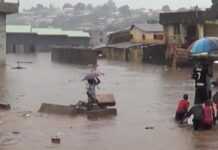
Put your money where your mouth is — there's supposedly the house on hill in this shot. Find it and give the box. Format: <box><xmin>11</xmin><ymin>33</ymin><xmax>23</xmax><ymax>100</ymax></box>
<box><xmin>100</xmin><ymin>23</ymin><xmax>165</xmax><ymax>63</ymax></box>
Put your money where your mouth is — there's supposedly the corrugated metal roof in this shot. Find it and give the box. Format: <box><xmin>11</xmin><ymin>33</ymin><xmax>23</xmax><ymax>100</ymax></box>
<box><xmin>32</xmin><ymin>28</ymin><xmax>64</xmax><ymax>36</ymax></box>
<box><xmin>106</xmin><ymin>42</ymin><xmax>144</xmax><ymax>49</ymax></box>
<box><xmin>6</xmin><ymin>25</ymin><xmax>90</xmax><ymax>38</ymax></box>
<box><xmin>63</xmin><ymin>30</ymin><xmax>90</xmax><ymax>38</ymax></box>
<box><xmin>132</xmin><ymin>24</ymin><xmax>163</xmax><ymax>32</ymax></box>
<box><xmin>6</xmin><ymin>25</ymin><xmax>31</xmax><ymax>33</ymax></box>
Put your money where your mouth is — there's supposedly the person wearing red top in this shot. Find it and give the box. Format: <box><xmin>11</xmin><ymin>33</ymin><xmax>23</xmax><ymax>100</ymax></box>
<box><xmin>175</xmin><ymin>94</ymin><xmax>190</xmax><ymax>123</ymax></box>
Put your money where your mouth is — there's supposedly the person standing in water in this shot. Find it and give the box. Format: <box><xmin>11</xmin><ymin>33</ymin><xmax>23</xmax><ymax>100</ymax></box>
<box><xmin>86</xmin><ymin>77</ymin><xmax>101</xmax><ymax>108</ymax></box>
<box><xmin>83</xmin><ymin>64</ymin><xmax>103</xmax><ymax>110</ymax></box>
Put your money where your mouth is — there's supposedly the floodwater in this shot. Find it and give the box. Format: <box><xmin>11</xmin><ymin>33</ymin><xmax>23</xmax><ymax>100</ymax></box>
<box><xmin>0</xmin><ymin>52</ymin><xmax>217</xmax><ymax>150</ymax></box>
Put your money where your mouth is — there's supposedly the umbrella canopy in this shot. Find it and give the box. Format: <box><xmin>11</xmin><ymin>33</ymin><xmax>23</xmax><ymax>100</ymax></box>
<box><xmin>191</xmin><ymin>37</ymin><xmax>218</xmax><ymax>58</ymax></box>
<box><xmin>82</xmin><ymin>71</ymin><xmax>104</xmax><ymax>81</ymax></box>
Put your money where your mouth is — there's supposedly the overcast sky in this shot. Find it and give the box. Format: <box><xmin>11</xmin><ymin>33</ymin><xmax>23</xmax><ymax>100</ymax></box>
<box><xmin>18</xmin><ymin>0</ymin><xmax>211</xmax><ymax>10</ymax></box>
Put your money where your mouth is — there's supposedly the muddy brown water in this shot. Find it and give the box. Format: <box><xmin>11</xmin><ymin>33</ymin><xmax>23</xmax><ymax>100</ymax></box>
<box><xmin>0</xmin><ymin>53</ymin><xmax>217</xmax><ymax>150</ymax></box>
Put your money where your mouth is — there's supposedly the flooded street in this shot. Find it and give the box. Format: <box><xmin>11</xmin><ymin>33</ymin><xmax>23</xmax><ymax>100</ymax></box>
<box><xmin>0</xmin><ymin>52</ymin><xmax>217</xmax><ymax>150</ymax></box>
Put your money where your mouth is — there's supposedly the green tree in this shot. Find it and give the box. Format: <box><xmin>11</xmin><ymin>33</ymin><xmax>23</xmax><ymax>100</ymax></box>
<box><xmin>118</xmin><ymin>5</ymin><xmax>131</xmax><ymax>17</ymax></box>
<box><xmin>63</xmin><ymin>3</ymin><xmax>73</xmax><ymax>10</ymax></box>
<box><xmin>74</xmin><ymin>2</ymin><xmax>86</xmax><ymax>15</ymax></box>
<box><xmin>161</xmin><ymin>5</ymin><xmax>171</xmax><ymax>12</ymax></box>
<box><xmin>212</xmin><ymin>0</ymin><xmax>218</xmax><ymax>8</ymax></box>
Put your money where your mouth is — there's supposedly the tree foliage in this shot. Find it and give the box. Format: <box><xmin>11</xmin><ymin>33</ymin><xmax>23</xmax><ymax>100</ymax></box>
<box><xmin>161</xmin><ymin>5</ymin><xmax>171</xmax><ymax>12</ymax></box>
<box><xmin>212</xmin><ymin>0</ymin><xmax>218</xmax><ymax>8</ymax></box>
<box><xmin>119</xmin><ymin>5</ymin><xmax>131</xmax><ymax>17</ymax></box>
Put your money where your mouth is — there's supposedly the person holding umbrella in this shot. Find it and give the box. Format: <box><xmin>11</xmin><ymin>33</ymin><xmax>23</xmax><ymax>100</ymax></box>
<box><xmin>82</xmin><ymin>65</ymin><xmax>104</xmax><ymax>110</ymax></box>
<box><xmin>191</xmin><ymin>37</ymin><xmax>218</xmax><ymax>104</ymax></box>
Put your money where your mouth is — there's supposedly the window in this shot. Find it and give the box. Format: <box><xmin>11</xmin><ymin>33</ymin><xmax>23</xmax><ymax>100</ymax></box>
<box><xmin>142</xmin><ymin>34</ymin><xmax>146</xmax><ymax>41</ymax></box>
<box><xmin>130</xmin><ymin>34</ymin><xmax>133</xmax><ymax>39</ymax></box>
<box><xmin>154</xmin><ymin>34</ymin><xmax>164</xmax><ymax>40</ymax></box>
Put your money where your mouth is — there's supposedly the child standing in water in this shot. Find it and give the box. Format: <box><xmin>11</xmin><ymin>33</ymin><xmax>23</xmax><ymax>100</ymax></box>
<box><xmin>83</xmin><ymin>64</ymin><xmax>103</xmax><ymax>110</ymax></box>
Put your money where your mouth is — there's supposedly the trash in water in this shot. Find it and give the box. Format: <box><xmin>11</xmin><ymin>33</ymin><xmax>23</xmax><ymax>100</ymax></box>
<box><xmin>12</xmin><ymin>66</ymin><xmax>25</xmax><ymax>70</ymax></box>
<box><xmin>22</xmin><ymin>111</ymin><xmax>32</xmax><ymax>118</ymax></box>
<box><xmin>51</xmin><ymin>136</ymin><xmax>61</xmax><ymax>144</ymax></box>
<box><xmin>145</xmin><ymin>126</ymin><xmax>155</xmax><ymax>130</ymax></box>
<box><xmin>11</xmin><ymin>61</ymin><xmax>26</xmax><ymax>70</ymax></box>
<box><xmin>12</xmin><ymin>131</ymin><xmax>20</xmax><ymax>135</ymax></box>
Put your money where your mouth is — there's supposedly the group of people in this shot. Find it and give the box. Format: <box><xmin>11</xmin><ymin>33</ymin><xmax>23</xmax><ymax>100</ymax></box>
<box><xmin>175</xmin><ymin>94</ymin><xmax>218</xmax><ymax>130</ymax></box>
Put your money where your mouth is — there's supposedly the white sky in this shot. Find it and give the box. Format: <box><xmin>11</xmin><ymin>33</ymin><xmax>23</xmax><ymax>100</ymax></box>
<box><xmin>17</xmin><ymin>0</ymin><xmax>211</xmax><ymax>10</ymax></box>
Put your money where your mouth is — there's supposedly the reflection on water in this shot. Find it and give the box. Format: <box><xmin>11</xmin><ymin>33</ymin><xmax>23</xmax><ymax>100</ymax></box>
<box><xmin>0</xmin><ymin>52</ymin><xmax>215</xmax><ymax>150</ymax></box>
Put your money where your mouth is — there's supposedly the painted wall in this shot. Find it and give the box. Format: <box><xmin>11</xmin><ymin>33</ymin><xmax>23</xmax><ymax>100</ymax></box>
<box><xmin>204</xmin><ymin>23</ymin><xmax>218</xmax><ymax>37</ymax></box>
<box><xmin>130</xmin><ymin>28</ymin><xmax>165</xmax><ymax>44</ymax></box>
<box><xmin>102</xmin><ymin>46</ymin><xmax>143</xmax><ymax>63</ymax></box>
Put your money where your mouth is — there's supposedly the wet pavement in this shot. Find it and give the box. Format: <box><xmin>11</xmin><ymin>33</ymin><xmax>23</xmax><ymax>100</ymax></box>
<box><xmin>0</xmin><ymin>53</ymin><xmax>217</xmax><ymax>150</ymax></box>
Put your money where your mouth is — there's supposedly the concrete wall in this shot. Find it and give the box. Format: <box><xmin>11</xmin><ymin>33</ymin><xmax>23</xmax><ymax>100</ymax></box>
<box><xmin>143</xmin><ymin>44</ymin><xmax>166</xmax><ymax>64</ymax></box>
<box><xmin>0</xmin><ymin>14</ymin><xmax>6</xmax><ymax>65</ymax></box>
<box><xmin>103</xmin><ymin>47</ymin><xmax>127</xmax><ymax>61</ymax></box>
<box><xmin>197</xmin><ymin>24</ymin><xmax>204</xmax><ymax>38</ymax></box>
<box><xmin>0</xmin><ymin>2</ymin><xmax>18</xmax><ymax>14</ymax></box>
<box><xmin>128</xmin><ymin>47</ymin><xmax>143</xmax><ymax>63</ymax></box>
<box><xmin>102</xmin><ymin>46</ymin><xmax>143</xmax><ymax>63</ymax></box>
<box><xmin>7</xmin><ymin>33</ymin><xmax>37</xmax><ymax>53</ymax></box>
<box><xmin>51</xmin><ymin>47</ymin><xmax>97</xmax><ymax>65</ymax></box>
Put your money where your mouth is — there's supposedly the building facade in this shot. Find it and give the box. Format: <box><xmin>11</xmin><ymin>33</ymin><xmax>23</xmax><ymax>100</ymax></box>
<box><xmin>6</xmin><ymin>25</ymin><xmax>90</xmax><ymax>53</ymax></box>
<box><xmin>160</xmin><ymin>9</ymin><xmax>218</xmax><ymax>66</ymax></box>
<box><xmin>0</xmin><ymin>1</ymin><xmax>18</xmax><ymax>65</ymax></box>
<box><xmin>101</xmin><ymin>24</ymin><xmax>165</xmax><ymax>63</ymax></box>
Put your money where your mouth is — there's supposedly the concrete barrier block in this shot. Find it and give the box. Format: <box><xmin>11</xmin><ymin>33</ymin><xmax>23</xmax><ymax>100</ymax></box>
<box><xmin>39</xmin><ymin>103</ymin><xmax>77</xmax><ymax>116</ymax></box>
<box><xmin>97</xmin><ymin>93</ymin><xmax>116</xmax><ymax>107</ymax></box>
<box><xmin>0</xmin><ymin>103</ymin><xmax>11</xmax><ymax>110</ymax></box>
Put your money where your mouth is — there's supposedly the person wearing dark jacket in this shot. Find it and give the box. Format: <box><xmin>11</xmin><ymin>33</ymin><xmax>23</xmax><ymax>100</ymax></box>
<box><xmin>186</xmin><ymin>104</ymin><xmax>203</xmax><ymax>130</ymax></box>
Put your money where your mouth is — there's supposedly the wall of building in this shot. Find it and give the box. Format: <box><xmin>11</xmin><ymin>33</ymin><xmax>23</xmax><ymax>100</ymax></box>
<box><xmin>0</xmin><ymin>14</ymin><xmax>6</xmax><ymax>65</ymax></box>
<box><xmin>130</xmin><ymin>28</ymin><xmax>165</xmax><ymax>44</ymax></box>
<box><xmin>51</xmin><ymin>47</ymin><xmax>97</xmax><ymax>65</ymax></box>
<box><xmin>103</xmin><ymin>47</ymin><xmax>127</xmax><ymax>61</ymax></box>
<box><xmin>7</xmin><ymin>33</ymin><xmax>37</xmax><ymax>53</ymax></box>
<box><xmin>89</xmin><ymin>30</ymin><xmax>107</xmax><ymax>48</ymax></box>
<box><xmin>102</xmin><ymin>46</ymin><xmax>144</xmax><ymax>63</ymax></box>
<box><xmin>204</xmin><ymin>23</ymin><xmax>218</xmax><ymax>36</ymax></box>
<box><xmin>6</xmin><ymin>33</ymin><xmax>90</xmax><ymax>53</ymax></box>
<box><xmin>143</xmin><ymin>44</ymin><xmax>166</xmax><ymax>64</ymax></box>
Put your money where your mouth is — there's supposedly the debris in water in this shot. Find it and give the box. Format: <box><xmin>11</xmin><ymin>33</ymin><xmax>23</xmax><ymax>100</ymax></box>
<box><xmin>51</xmin><ymin>136</ymin><xmax>61</xmax><ymax>144</ymax></box>
<box><xmin>12</xmin><ymin>131</ymin><xmax>20</xmax><ymax>135</ymax></box>
<box><xmin>22</xmin><ymin>111</ymin><xmax>32</xmax><ymax>118</ymax></box>
<box><xmin>11</xmin><ymin>61</ymin><xmax>26</xmax><ymax>70</ymax></box>
<box><xmin>145</xmin><ymin>126</ymin><xmax>154</xmax><ymax>130</ymax></box>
